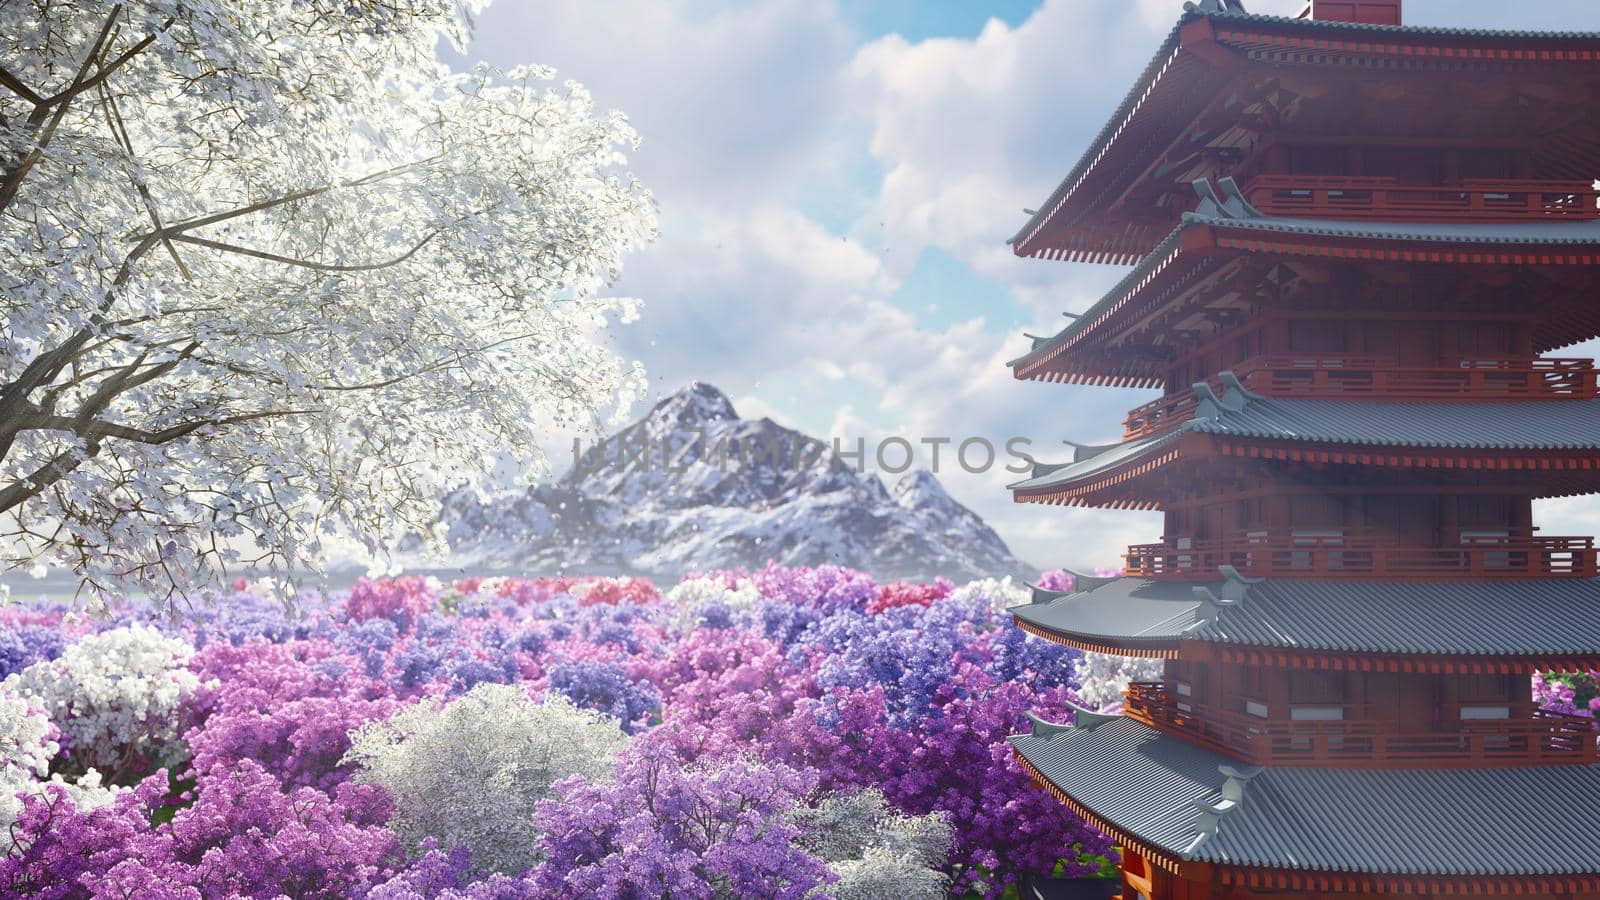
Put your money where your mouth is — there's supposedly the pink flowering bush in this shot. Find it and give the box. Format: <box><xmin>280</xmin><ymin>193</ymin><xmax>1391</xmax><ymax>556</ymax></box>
<box><xmin>4</xmin><ymin>564</ymin><xmax>1134</xmax><ymax>897</ymax></box>
<box><xmin>344</xmin><ymin>577</ymin><xmax>440</xmax><ymax>630</ymax></box>
<box><xmin>867</xmin><ymin>578</ymin><xmax>954</xmax><ymax>615</ymax></box>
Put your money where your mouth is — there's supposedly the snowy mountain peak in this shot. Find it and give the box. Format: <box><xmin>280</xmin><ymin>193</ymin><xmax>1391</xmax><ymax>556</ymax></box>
<box><xmin>436</xmin><ymin>384</ymin><xmax>1029</xmax><ymax>580</ymax></box>
<box><xmin>892</xmin><ymin>469</ymin><xmax>947</xmax><ymax>508</ymax></box>
<box><xmin>646</xmin><ymin>382</ymin><xmax>739</xmax><ymax>428</ymax></box>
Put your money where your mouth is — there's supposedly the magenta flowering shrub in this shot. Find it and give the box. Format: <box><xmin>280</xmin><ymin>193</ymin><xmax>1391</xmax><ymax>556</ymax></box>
<box><xmin>344</xmin><ymin>576</ymin><xmax>441</xmax><ymax>630</ymax></box>
<box><xmin>2</xmin><ymin>762</ymin><xmax>397</xmax><ymax>898</ymax></box>
<box><xmin>867</xmin><ymin>578</ymin><xmax>954</xmax><ymax>615</ymax></box>
<box><xmin>5</xmin><ymin>564</ymin><xmax>1130</xmax><ymax>897</ymax></box>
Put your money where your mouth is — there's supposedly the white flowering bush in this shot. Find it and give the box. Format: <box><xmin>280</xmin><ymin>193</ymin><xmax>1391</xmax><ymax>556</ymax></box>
<box><xmin>0</xmin><ymin>690</ymin><xmax>56</xmax><ymax>779</ymax></box>
<box><xmin>948</xmin><ymin>576</ymin><xmax>1030</xmax><ymax>616</ymax></box>
<box><xmin>795</xmin><ymin>788</ymin><xmax>952</xmax><ymax>899</ymax></box>
<box><xmin>0</xmin><ymin>688</ymin><xmax>123</xmax><ymax>850</ymax></box>
<box><xmin>4</xmin><ymin>625</ymin><xmax>199</xmax><ymax>778</ymax></box>
<box><xmin>0</xmin><ymin>690</ymin><xmax>57</xmax><ymax>839</ymax></box>
<box><xmin>1073</xmin><ymin>652</ymin><xmax>1164</xmax><ymax>710</ymax></box>
<box><xmin>665</xmin><ymin>575</ymin><xmax>762</xmax><ymax>631</ymax></box>
<box><xmin>343</xmin><ymin>683</ymin><xmax>627</xmax><ymax>875</ymax></box>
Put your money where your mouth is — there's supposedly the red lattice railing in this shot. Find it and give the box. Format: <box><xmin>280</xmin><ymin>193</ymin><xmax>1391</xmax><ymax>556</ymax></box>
<box><xmin>1240</xmin><ymin>175</ymin><xmax>1600</xmax><ymax>222</ymax></box>
<box><xmin>1122</xmin><ymin>531</ymin><xmax>1598</xmax><ymax>580</ymax></box>
<box><xmin>1123</xmin><ymin>682</ymin><xmax>1599</xmax><ymax>767</ymax></box>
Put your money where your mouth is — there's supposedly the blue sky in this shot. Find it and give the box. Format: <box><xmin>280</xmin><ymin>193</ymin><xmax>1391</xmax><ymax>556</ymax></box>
<box><xmin>457</xmin><ymin>0</ymin><xmax>1600</xmax><ymax>570</ymax></box>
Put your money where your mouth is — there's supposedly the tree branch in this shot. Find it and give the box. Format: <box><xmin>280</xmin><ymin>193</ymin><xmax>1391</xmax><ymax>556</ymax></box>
<box><xmin>0</xmin><ymin>441</ymin><xmax>99</xmax><ymax>515</ymax></box>
<box><xmin>21</xmin><ymin>408</ymin><xmax>312</xmax><ymax>445</ymax></box>
<box><xmin>0</xmin><ymin>5</ymin><xmax>123</xmax><ymax>214</ymax></box>
<box><xmin>141</xmin><ymin>153</ymin><xmax>445</xmax><ymax>241</ymax></box>
<box><xmin>0</xmin><ymin>66</ymin><xmax>41</xmax><ymax>104</ymax></box>
<box><xmin>167</xmin><ymin>229</ymin><xmax>441</xmax><ymax>273</ymax></box>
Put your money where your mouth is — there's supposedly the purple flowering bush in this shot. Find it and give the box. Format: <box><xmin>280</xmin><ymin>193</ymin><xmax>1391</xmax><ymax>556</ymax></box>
<box><xmin>1</xmin><ymin>567</ymin><xmax>1123</xmax><ymax>897</ymax></box>
<box><xmin>1535</xmin><ymin>670</ymin><xmax>1600</xmax><ymax>717</ymax></box>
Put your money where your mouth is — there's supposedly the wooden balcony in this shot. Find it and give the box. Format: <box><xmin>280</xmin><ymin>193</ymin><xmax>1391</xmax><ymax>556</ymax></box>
<box><xmin>1121</xmin><ymin>355</ymin><xmax>1599</xmax><ymax>440</ymax></box>
<box><xmin>1122</xmin><ymin>531</ymin><xmax>1599</xmax><ymax>580</ymax></box>
<box><xmin>1123</xmin><ymin>682</ymin><xmax>1599</xmax><ymax>768</ymax></box>
<box><xmin>1240</xmin><ymin>175</ymin><xmax>1600</xmax><ymax>223</ymax></box>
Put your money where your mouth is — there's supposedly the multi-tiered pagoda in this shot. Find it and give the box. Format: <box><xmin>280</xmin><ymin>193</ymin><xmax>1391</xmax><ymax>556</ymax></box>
<box><xmin>1005</xmin><ymin>1</ymin><xmax>1600</xmax><ymax>896</ymax></box>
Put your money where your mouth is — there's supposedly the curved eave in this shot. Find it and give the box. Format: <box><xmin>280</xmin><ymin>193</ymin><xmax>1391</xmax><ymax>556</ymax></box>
<box><xmin>1013</xmin><ymin>575</ymin><xmax>1600</xmax><ymax>669</ymax></box>
<box><xmin>1010</xmin><ymin>216</ymin><xmax>1600</xmax><ymax>386</ymax></box>
<box><xmin>1012</xmin><ymin>716</ymin><xmax>1600</xmax><ymax>885</ymax></box>
<box><xmin>1014</xmin><ymin>749</ymin><xmax>1600</xmax><ymax>894</ymax></box>
<box><xmin>1014</xmin><ymin>436</ymin><xmax>1600</xmax><ymax>510</ymax></box>
<box><xmin>1011</xmin><ymin>10</ymin><xmax>1600</xmax><ymax>263</ymax></box>
<box><xmin>1014</xmin><ymin>615</ymin><xmax>1181</xmax><ymax>659</ymax></box>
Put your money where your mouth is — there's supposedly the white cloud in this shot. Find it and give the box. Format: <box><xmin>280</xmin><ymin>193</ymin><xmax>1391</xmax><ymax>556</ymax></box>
<box><xmin>844</xmin><ymin>1</ymin><xmax>1170</xmax><ymax>310</ymax></box>
<box><xmin>612</xmin><ymin>205</ymin><xmax>891</xmax><ymax>393</ymax></box>
<box><xmin>460</xmin><ymin>0</ymin><xmax>856</xmax><ymax>209</ymax></box>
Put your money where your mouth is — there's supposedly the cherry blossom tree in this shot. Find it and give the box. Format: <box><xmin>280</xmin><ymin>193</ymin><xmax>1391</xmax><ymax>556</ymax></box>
<box><xmin>0</xmin><ymin>1</ymin><xmax>656</xmax><ymax>600</ymax></box>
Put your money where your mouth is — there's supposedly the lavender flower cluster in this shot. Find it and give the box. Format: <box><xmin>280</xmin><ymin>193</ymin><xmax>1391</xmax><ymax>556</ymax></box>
<box><xmin>0</xmin><ymin>566</ymin><xmax>1142</xmax><ymax>898</ymax></box>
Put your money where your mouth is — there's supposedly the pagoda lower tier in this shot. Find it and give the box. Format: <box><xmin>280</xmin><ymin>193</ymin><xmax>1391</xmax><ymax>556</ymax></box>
<box><xmin>1010</xmin><ymin>714</ymin><xmax>1600</xmax><ymax>896</ymax></box>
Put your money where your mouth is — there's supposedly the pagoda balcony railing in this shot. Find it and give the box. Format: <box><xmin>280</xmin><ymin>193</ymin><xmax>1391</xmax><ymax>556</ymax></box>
<box><xmin>1122</xmin><ymin>355</ymin><xmax>1599</xmax><ymax>440</ymax></box>
<box><xmin>1123</xmin><ymin>682</ymin><xmax>1599</xmax><ymax>767</ymax></box>
<box><xmin>1240</xmin><ymin>175</ymin><xmax>1600</xmax><ymax>223</ymax></box>
<box><xmin>1122</xmin><ymin>531</ymin><xmax>1599</xmax><ymax>580</ymax></box>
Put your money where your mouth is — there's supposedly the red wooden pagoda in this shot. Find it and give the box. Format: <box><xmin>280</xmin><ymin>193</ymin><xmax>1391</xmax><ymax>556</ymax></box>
<box><xmin>1005</xmin><ymin>1</ymin><xmax>1600</xmax><ymax>897</ymax></box>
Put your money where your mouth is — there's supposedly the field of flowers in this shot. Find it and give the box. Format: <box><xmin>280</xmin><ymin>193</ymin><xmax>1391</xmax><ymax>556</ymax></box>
<box><xmin>0</xmin><ymin>566</ymin><xmax>1149</xmax><ymax>899</ymax></box>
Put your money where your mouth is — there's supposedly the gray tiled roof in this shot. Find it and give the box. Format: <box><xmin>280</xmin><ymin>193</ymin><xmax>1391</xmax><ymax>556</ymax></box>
<box><xmin>1189</xmin><ymin>396</ymin><xmax>1600</xmax><ymax>449</ymax></box>
<box><xmin>1007</xmin><ymin>431</ymin><xmax>1181</xmax><ymax>491</ymax></box>
<box><xmin>1008</xmin><ymin>6</ymin><xmax>1600</xmax><ymax>249</ymax></box>
<box><xmin>1012</xmin><ymin>578</ymin><xmax>1206</xmax><ymax>643</ymax></box>
<box><xmin>1010</xmin><ymin>396</ymin><xmax>1600</xmax><ymax>493</ymax></box>
<box><xmin>1012</xmin><ymin>577</ymin><xmax>1600</xmax><ymax>657</ymax></box>
<box><xmin>1010</xmin><ymin>216</ymin><xmax>1600</xmax><ymax>371</ymax></box>
<box><xmin>1203</xmin><ymin>8</ymin><xmax>1600</xmax><ymax>41</ymax></box>
<box><xmin>1012</xmin><ymin>716</ymin><xmax>1600</xmax><ymax>875</ymax></box>
<box><xmin>1187</xmin><ymin>211</ymin><xmax>1600</xmax><ymax>245</ymax></box>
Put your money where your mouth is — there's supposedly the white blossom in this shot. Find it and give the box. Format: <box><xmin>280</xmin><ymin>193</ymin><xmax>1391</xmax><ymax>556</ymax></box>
<box><xmin>1073</xmin><ymin>652</ymin><xmax>1163</xmax><ymax>710</ymax></box>
<box><xmin>3</xmin><ymin>625</ymin><xmax>199</xmax><ymax>777</ymax></box>
<box><xmin>0</xmin><ymin>689</ymin><xmax>57</xmax><ymax>780</ymax></box>
<box><xmin>948</xmin><ymin>576</ymin><xmax>1030</xmax><ymax>615</ymax></box>
<box><xmin>665</xmin><ymin>575</ymin><xmax>762</xmax><ymax>631</ymax></box>
<box><xmin>794</xmin><ymin>788</ymin><xmax>952</xmax><ymax>899</ymax></box>
<box><xmin>0</xmin><ymin>0</ymin><xmax>656</xmax><ymax>603</ymax></box>
<box><xmin>0</xmin><ymin>686</ymin><xmax>121</xmax><ymax>848</ymax></box>
<box><xmin>343</xmin><ymin>683</ymin><xmax>627</xmax><ymax>875</ymax></box>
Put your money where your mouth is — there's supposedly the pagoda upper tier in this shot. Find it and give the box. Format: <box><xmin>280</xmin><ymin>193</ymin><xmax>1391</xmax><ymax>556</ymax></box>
<box><xmin>1010</xmin><ymin>199</ymin><xmax>1600</xmax><ymax>389</ymax></box>
<box><xmin>1011</xmin><ymin>7</ymin><xmax>1600</xmax><ymax>265</ymax></box>
<box><xmin>1009</xmin><ymin>385</ymin><xmax>1600</xmax><ymax>509</ymax></box>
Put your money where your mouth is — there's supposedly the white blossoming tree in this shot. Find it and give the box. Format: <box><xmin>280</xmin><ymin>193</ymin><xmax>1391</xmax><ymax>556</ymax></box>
<box><xmin>343</xmin><ymin>684</ymin><xmax>627</xmax><ymax>875</ymax></box>
<box><xmin>794</xmin><ymin>788</ymin><xmax>953</xmax><ymax>900</ymax></box>
<box><xmin>0</xmin><ymin>1</ymin><xmax>655</xmax><ymax>600</ymax></box>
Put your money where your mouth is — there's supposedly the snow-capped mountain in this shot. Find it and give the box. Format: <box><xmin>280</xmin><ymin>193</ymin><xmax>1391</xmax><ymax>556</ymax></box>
<box><xmin>436</xmin><ymin>383</ymin><xmax>1029</xmax><ymax>580</ymax></box>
